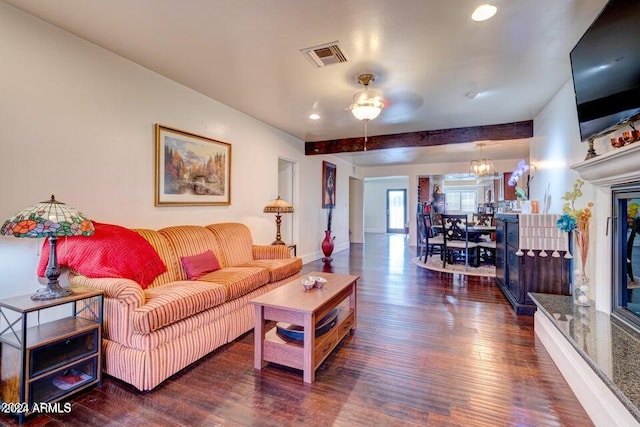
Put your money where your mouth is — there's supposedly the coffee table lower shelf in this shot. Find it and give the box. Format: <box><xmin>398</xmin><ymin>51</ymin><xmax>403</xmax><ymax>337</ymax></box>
<box><xmin>263</xmin><ymin>308</ymin><xmax>354</xmax><ymax>372</ymax></box>
<box><xmin>251</xmin><ymin>272</ymin><xmax>359</xmax><ymax>383</ymax></box>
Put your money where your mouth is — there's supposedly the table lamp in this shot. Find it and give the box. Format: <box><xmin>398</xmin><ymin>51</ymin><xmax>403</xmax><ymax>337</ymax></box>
<box><xmin>0</xmin><ymin>195</ymin><xmax>94</xmax><ymax>300</ymax></box>
<box><xmin>263</xmin><ymin>196</ymin><xmax>293</xmax><ymax>245</ymax></box>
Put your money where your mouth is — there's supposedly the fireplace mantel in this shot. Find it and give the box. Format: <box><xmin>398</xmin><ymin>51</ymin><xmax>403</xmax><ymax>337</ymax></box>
<box><xmin>572</xmin><ymin>143</ymin><xmax>640</xmax><ymax>186</ymax></box>
<box><xmin>570</xmin><ymin>140</ymin><xmax>640</xmax><ymax>312</ymax></box>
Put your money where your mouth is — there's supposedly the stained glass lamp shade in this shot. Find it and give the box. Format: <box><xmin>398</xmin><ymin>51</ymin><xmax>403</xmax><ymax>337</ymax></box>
<box><xmin>263</xmin><ymin>196</ymin><xmax>294</xmax><ymax>245</ymax></box>
<box><xmin>0</xmin><ymin>195</ymin><xmax>94</xmax><ymax>300</ymax></box>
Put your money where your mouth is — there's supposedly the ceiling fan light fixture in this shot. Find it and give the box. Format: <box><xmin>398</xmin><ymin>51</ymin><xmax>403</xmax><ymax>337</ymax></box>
<box><xmin>350</xmin><ymin>97</ymin><xmax>383</xmax><ymax>121</ymax></box>
<box><xmin>472</xmin><ymin>4</ymin><xmax>498</xmax><ymax>22</ymax></box>
<box><xmin>349</xmin><ymin>74</ymin><xmax>384</xmax><ymax>121</ymax></box>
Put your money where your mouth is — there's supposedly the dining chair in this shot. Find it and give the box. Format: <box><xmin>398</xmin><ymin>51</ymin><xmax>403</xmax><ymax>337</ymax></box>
<box><xmin>423</xmin><ymin>213</ymin><xmax>444</xmax><ymax>262</ymax></box>
<box><xmin>471</xmin><ymin>213</ymin><xmax>496</xmax><ymax>263</ymax></box>
<box><xmin>473</xmin><ymin>213</ymin><xmax>496</xmax><ymax>242</ymax></box>
<box><xmin>441</xmin><ymin>214</ymin><xmax>479</xmax><ymax>268</ymax></box>
<box><xmin>473</xmin><ymin>213</ymin><xmax>494</xmax><ymax>227</ymax></box>
<box><xmin>416</xmin><ymin>213</ymin><xmax>427</xmax><ymax>258</ymax></box>
<box><xmin>431</xmin><ymin>213</ymin><xmax>443</xmax><ymax>227</ymax></box>
<box><xmin>478</xmin><ymin>239</ymin><xmax>496</xmax><ymax>264</ymax></box>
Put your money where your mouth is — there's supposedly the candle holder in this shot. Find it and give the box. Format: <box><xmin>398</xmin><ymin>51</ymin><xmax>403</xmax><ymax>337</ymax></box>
<box><xmin>584</xmin><ymin>139</ymin><xmax>597</xmax><ymax>160</ymax></box>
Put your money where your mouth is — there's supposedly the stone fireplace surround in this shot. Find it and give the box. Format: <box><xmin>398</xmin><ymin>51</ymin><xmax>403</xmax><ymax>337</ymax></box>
<box><xmin>532</xmin><ymin>142</ymin><xmax>640</xmax><ymax>426</ymax></box>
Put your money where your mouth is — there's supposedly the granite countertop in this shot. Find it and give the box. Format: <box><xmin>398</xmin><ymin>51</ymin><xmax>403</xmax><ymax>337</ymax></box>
<box><xmin>529</xmin><ymin>293</ymin><xmax>640</xmax><ymax>421</ymax></box>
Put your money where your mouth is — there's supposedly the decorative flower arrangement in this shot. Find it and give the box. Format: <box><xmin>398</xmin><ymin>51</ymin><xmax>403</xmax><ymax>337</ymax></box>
<box><xmin>509</xmin><ymin>159</ymin><xmax>530</xmax><ymax>201</ymax></box>
<box><xmin>556</xmin><ymin>178</ymin><xmax>593</xmax><ymax>275</ymax></box>
<box><xmin>515</xmin><ymin>187</ymin><xmax>528</xmax><ymax>201</ymax></box>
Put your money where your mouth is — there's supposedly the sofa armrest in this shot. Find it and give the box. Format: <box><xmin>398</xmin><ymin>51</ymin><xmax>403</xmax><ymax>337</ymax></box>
<box><xmin>69</xmin><ymin>272</ymin><xmax>145</xmax><ymax>308</ymax></box>
<box><xmin>252</xmin><ymin>244</ymin><xmax>291</xmax><ymax>260</ymax></box>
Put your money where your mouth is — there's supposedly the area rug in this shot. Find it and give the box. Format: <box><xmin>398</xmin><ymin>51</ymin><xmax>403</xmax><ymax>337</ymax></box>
<box><xmin>412</xmin><ymin>256</ymin><xmax>496</xmax><ymax>278</ymax></box>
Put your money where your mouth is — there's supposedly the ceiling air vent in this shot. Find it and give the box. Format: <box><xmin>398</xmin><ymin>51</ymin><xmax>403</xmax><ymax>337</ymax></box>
<box><xmin>301</xmin><ymin>41</ymin><xmax>348</xmax><ymax>68</ymax></box>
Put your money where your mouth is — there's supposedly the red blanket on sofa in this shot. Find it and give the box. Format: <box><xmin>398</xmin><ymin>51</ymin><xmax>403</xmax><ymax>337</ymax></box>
<box><xmin>37</xmin><ymin>222</ymin><xmax>166</xmax><ymax>288</ymax></box>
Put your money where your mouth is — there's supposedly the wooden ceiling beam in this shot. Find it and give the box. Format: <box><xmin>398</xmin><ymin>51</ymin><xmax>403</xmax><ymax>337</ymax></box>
<box><xmin>305</xmin><ymin>120</ymin><xmax>533</xmax><ymax>155</ymax></box>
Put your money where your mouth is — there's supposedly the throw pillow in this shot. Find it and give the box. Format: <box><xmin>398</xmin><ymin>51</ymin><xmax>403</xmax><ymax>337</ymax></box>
<box><xmin>181</xmin><ymin>250</ymin><xmax>221</xmax><ymax>280</ymax></box>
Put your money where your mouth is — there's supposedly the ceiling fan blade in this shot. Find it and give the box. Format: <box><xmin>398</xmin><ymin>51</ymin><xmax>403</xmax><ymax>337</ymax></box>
<box><xmin>381</xmin><ymin>90</ymin><xmax>424</xmax><ymax>121</ymax></box>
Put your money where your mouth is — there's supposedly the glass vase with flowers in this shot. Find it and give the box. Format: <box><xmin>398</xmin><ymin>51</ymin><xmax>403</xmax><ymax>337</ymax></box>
<box><xmin>556</xmin><ymin>179</ymin><xmax>593</xmax><ymax>306</ymax></box>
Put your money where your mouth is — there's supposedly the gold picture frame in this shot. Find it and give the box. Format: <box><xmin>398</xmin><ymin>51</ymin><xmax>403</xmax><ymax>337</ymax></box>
<box><xmin>155</xmin><ymin>124</ymin><xmax>231</xmax><ymax>206</ymax></box>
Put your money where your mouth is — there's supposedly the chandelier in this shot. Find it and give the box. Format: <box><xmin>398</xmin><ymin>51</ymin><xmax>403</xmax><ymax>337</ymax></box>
<box><xmin>469</xmin><ymin>143</ymin><xmax>495</xmax><ymax>177</ymax></box>
<box><xmin>347</xmin><ymin>73</ymin><xmax>384</xmax><ymax>149</ymax></box>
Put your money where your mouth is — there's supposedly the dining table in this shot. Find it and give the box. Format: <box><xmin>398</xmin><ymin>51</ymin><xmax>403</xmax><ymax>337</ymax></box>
<box><xmin>432</xmin><ymin>224</ymin><xmax>496</xmax><ymax>242</ymax></box>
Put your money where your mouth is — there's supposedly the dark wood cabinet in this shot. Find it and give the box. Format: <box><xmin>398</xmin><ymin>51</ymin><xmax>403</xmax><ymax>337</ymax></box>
<box><xmin>502</xmin><ymin>173</ymin><xmax>517</xmax><ymax>201</ymax></box>
<box><xmin>418</xmin><ymin>177</ymin><xmax>430</xmax><ymax>204</ymax></box>
<box><xmin>495</xmin><ymin>213</ymin><xmax>571</xmax><ymax>314</ymax></box>
<box><xmin>493</xmin><ymin>173</ymin><xmax>517</xmax><ymax>201</ymax></box>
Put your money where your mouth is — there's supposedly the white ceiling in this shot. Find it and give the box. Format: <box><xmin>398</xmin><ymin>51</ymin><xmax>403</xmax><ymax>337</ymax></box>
<box><xmin>2</xmin><ymin>0</ymin><xmax>607</xmax><ymax>167</ymax></box>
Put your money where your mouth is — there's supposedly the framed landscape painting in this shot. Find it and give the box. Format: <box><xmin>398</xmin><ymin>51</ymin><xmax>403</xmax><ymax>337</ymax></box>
<box><xmin>155</xmin><ymin>124</ymin><xmax>231</xmax><ymax>206</ymax></box>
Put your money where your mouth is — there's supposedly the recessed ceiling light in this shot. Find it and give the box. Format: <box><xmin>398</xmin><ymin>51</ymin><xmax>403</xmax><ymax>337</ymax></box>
<box><xmin>472</xmin><ymin>4</ymin><xmax>498</xmax><ymax>22</ymax></box>
<box><xmin>309</xmin><ymin>113</ymin><xmax>320</xmax><ymax>120</ymax></box>
<box><xmin>466</xmin><ymin>91</ymin><xmax>478</xmax><ymax>99</ymax></box>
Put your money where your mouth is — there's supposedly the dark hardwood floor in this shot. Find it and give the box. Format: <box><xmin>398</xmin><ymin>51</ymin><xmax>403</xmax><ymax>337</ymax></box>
<box><xmin>2</xmin><ymin>233</ymin><xmax>593</xmax><ymax>426</ymax></box>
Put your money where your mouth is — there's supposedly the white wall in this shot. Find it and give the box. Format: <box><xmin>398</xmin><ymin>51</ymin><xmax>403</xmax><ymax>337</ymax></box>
<box><xmin>363</xmin><ymin>177</ymin><xmax>409</xmax><ymax>233</ymax></box>
<box><xmin>529</xmin><ymin>80</ymin><xmax>592</xmax><ymax>214</ymax></box>
<box><xmin>0</xmin><ymin>4</ymin><xmax>350</xmax><ymax>298</ymax></box>
<box><xmin>529</xmin><ymin>79</ymin><xmax>597</xmax><ymax>283</ymax></box>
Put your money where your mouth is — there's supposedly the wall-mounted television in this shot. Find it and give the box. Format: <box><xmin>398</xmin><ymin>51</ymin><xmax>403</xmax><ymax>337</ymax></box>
<box><xmin>570</xmin><ymin>0</ymin><xmax>640</xmax><ymax>142</ymax></box>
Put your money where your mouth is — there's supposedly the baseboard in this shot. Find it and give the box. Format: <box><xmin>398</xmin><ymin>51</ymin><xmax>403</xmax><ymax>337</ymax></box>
<box><xmin>364</xmin><ymin>228</ymin><xmax>386</xmax><ymax>233</ymax></box>
<box><xmin>534</xmin><ymin>312</ymin><xmax>640</xmax><ymax>427</ymax></box>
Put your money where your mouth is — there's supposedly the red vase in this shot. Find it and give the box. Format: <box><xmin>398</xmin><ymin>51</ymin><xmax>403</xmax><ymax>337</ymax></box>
<box><xmin>321</xmin><ymin>230</ymin><xmax>334</xmax><ymax>262</ymax></box>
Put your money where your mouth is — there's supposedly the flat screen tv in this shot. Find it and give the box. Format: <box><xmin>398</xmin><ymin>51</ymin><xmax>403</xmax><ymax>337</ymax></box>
<box><xmin>570</xmin><ymin>0</ymin><xmax>640</xmax><ymax>142</ymax></box>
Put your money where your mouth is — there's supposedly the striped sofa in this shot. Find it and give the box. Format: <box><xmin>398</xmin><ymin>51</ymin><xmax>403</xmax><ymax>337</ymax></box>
<box><xmin>69</xmin><ymin>222</ymin><xmax>302</xmax><ymax>391</ymax></box>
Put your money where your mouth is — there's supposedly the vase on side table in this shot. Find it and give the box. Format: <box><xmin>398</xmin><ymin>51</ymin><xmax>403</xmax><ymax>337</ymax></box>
<box><xmin>322</xmin><ymin>230</ymin><xmax>334</xmax><ymax>262</ymax></box>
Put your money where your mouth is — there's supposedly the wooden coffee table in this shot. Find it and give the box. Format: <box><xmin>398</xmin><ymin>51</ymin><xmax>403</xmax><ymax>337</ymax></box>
<box><xmin>250</xmin><ymin>272</ymin><xmax>358</xmax><ymax>383</ymax></box>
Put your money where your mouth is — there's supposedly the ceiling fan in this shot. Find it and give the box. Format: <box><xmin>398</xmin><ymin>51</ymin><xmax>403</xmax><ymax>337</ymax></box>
<box><xmin>346</xmin><ymin>73</ymin><xmax>384</xmax><ymax>150</ymax></box>
<box><xmin>345</xmin><ymin>73</ymin><xmax>424</xmax><ymax>151</ymax></box>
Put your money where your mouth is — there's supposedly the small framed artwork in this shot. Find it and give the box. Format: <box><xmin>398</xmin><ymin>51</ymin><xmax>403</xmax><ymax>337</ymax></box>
<box><xmin>155</xmin><ymin>124</ymin><xmax>231</xmax><ymax>206</ymax></box>
<box><xmin>322</xmin><ymin>161</ymin><xmax>336</xmax><ymax>209</ymax></box>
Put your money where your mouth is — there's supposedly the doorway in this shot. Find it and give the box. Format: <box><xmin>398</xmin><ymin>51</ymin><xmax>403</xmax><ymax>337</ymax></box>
<box><xmin>349</xmin><ymin>177</ymin><xmax>364</xmax><ymax>243</ymax></box>
<box><xmin>386</xmin><ymin>189</ymin><xmax>407</xmax><ymax>234</ymax></box>
<box><xmin>278</xmin><ymin>158</ymin><xmax>296</xmax><ymax>245</ymax></box>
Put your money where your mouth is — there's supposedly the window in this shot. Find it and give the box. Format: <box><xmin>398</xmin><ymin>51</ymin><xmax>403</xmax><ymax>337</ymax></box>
<box><xmin>445</xmin><ymin>189</ymin><xmax>477</xmax><ymax>212</ymax></box>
